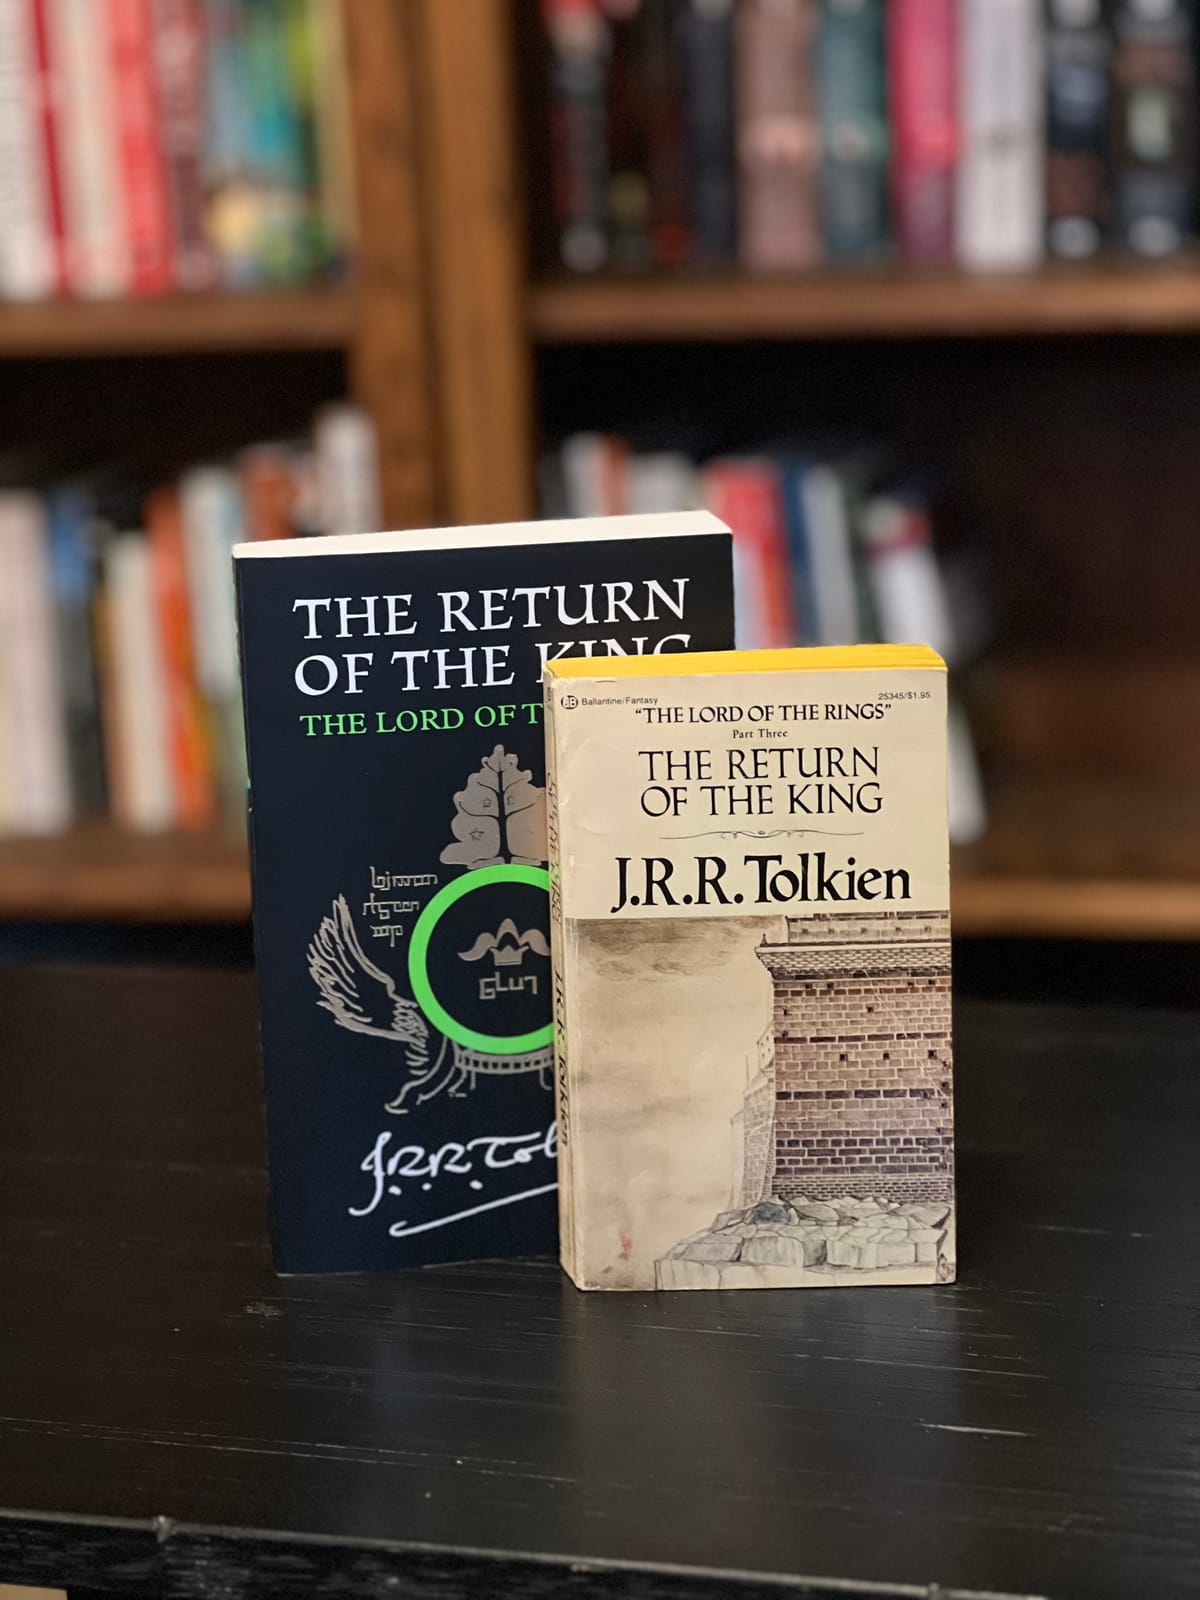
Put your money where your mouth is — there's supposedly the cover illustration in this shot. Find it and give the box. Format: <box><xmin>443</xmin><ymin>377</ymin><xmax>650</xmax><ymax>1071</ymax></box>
<box><xmin>235</xmin><ymin>512</ymin><xmax>734</xmax><ymax>1272</ymax></box>
<box><xmin>546</xmin><ymin>646</ymin><xmax>954</xmax><ymax>1291</ymax></box>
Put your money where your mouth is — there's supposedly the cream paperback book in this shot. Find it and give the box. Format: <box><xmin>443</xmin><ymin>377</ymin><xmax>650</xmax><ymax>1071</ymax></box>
<box><xmin>544</xmin><ymin>645</ymin><xmax>954</xmax><ymax>1291</ymax></box>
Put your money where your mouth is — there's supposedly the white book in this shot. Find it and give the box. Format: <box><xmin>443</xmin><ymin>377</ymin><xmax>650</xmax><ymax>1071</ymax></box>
<box><xmin>0</xmin><ymin>0</ymin><xmax>55</xmax><ymax>299</ymax></box>
<box><xmin>180</xmin><ymin>465</ymin><xmax>245</xmax><ymax>701</ymax></box>
<box><xmin>625</xmin><ymin>452</ymin><xmax>701</xmax><ymax>515</ymax></box>
<box><xmin>799</xmin><ymin>464</ymin><xmax>859</xmax><ymax>645</ymax></box>
<box><xmin>862</xmin><ymin>496</ymin><xmax>958</xmax><ymax>662</ymax></box>
<box><xmin>313</xmin><ymin>404</ymin><xmax>382</xmax><ymax>535</ymax></box>
<box><xmin>50</xmin><ymin>0</ymin><xmax>128</xmax><ymax>295</ymax></box>
<box><xmin>560</xmin><ymin>433</ymin><xmax>626</xmax><ymax>518</ymax></box>
<box><xmin>106</xmin><ymin>534</ymin><xmax>174</xmax><ymax>833</ymax></box>
<box><xmin>957</xmin><ymin>0</ymin><xmax>1044</xmax><ymax>272</ymax></box>
<box><xmin>0</xmin><ymin>494</ymin><xmax>72</xmax><ymax>833</ymax></box>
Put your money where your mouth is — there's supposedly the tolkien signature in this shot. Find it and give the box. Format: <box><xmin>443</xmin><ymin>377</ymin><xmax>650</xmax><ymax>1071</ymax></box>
<box><xmin>349</xmin><ymin>1123</ymin><xmax>558</xmax><ymax>1237</ymax></box>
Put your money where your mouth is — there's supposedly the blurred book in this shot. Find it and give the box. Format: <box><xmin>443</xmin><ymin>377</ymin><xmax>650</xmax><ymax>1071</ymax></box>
<box><xmin>0</xmin><ymin>0</ymin><xmax>353</xmax><ymax>301</ymax></box>
<box><xmin>0</xmin><ymin>402</ymin><xmax>379</xmax><ymax>840</ymax></box>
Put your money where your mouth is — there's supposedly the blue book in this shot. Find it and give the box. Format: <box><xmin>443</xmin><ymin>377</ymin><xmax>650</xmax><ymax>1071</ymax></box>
<box><xmin>46</xmin><ymin>489</ymin><xmax>106</xmax><ymax>818</ymax></box>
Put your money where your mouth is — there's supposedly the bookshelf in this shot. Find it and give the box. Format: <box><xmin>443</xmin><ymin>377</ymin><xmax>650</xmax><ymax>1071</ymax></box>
<box><xmin>2</xmin><ymin>0</ymin><xmax>1199</xmax><ymax>944</ymax></box>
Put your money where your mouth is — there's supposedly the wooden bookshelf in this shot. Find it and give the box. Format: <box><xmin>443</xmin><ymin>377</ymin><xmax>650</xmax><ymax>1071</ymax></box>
<box><xmin>0</xmin><ymin>287</ymin><xmax>356</xmax><ymax>357</ymax></box>
<box><xmin>529</xmin><ymin>265</ymin><xmax>1200</xmax><ymax>344</ymax></box>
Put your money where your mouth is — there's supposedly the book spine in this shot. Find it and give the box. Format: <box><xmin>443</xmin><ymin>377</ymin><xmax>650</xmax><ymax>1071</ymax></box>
<box><xmin>243</xmin><ymin>0</ymin><xmax>306</xmax><ymax>282</ymax></box>
<box><xmin>49</xmin><ymin>0</ymin><xmax>128</xmax><ymax>295</ymax></box>
<box><xmin>313</xmin><ymin>402</ymin><xmax>381</xmax><ymax>535</ymax></box>
<box><xmin>542</xmin><ymin>0</ymin><xmax>610</xmax><ymax>272</ymax></box>
<box><xmin>605</xmin><ymin>0</ymin><xmax>652</xmax><ymax>268</ymax></box>
<box><xmin>0</xmin><ymin>495</ymin><xmax>72</xmax><ymax>833</ymax></box>
<box><xmin>641</xmin><ymin>0</ymin><xmax>690</xmax><ymax>264</ymax></box>
<box><xmin>680</xmin><ymin>0</ymin><xmax>736</xmax><ymax>263</ymax></box>
<box><xmin>282</xmin><ymin>0</ymin><xmax>323</xmax><ymax>274</ymax></box>
<box><xmin>702</xmin><ymin>461</ymin><xmax>794</xmax><ymax>649</ymax></box>
<box><xmin>1110</xmin><ymin>0</ymin><xmax>1197</xmax><ymax>258</ymax></box>
<box><xmin>148</xmin><ymin>488</ymin><xmax>216</xmax><ymax>831</ymax></box>
<box><xmin>106</xmin><ymin>532</ymin><xmax>174</xmax><ymax>832</ymax></box>
<box><xmin>736</xmin><ymin>0</ymin><xmax>822</xmax><ymax>270</ymax></box>
<box><xmin>239</xmin><ymin>445</ymin><xmax>299</xmax><ymax>540</ymax></box>
<box><xmin>956</xmin><ymin>0</ymin><xmax>1043</xmax><ymax>271</ymax></box>
<box><xmin>820</xmin><ymin>0</ymin><xmax>889</xmax><ymax>263</ymax></box>
<box><xmin>544</xmin><ymin>678</ymin><xmax>580</xmax><ymax>1286</ymax></box>
<box><xmin>888</xmin><ymin>0</ymin><xmax>958</xmax><ymax>267</ymax></box>
<box><xmin>47</xmin><ymin>491</ymin><xmax>108</xmax><ymax>817</ymax></box>
<box><xmin>154</xmin><ymin>0</ymin><xmax>216</xmax><ymax>290</ymax></box>
<box><xmin>309</xmin><ymin>0</ymin><xmax>354</xmax><ymax>273</ymax></box>
<box><xmin>30</xmin><ymin>0</ymin><xmax>68</xmax><ymax>293</ymax></box>
<box><xmin>109</xmin><ymin>0</ymin><xmax>174</xmax><ymax>293</ymax></box>
<box><xmin>1045</xmin><ymin>0</ymin><xmax>1111</xmax><ymax>261</ymax></box>
<box><xmin>0</xmin><ymin>0</ymin><xmax>55</xmax><ymax>298</ymax></box>
<box><xmin>560</xmin><ymin>432</ymin><xmax>628</xmax><ymax>517</ymax></box>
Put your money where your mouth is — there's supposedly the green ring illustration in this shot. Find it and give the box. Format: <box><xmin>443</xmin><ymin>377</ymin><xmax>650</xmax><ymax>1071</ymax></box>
<box><xmin>408</xmin><ymin>864</ymin><xmax>553</xmax><ymax>1055</ymax></box>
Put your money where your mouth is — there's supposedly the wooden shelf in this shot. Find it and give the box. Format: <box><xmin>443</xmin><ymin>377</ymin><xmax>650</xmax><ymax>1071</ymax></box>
<box><xmin>0</xmin><ymin>827</ymin><xmax>250</xmax><ymax>922</ymax></box>
<box><xmin>0</xmin><ymin>287</ymin><xmax>355</xmax><ymax>357</ymax></box>
<box><xmin>528</xmin><ymin>265</ymin><xmax>1200</xmax><ymax>343</ymax></box>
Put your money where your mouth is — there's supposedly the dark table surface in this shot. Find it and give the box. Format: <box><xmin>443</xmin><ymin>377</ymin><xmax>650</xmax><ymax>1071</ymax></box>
<box><xmin>0</xmin><ymin>965</ymin><xmax>1198</xmax><ymax>1600</ymax></box>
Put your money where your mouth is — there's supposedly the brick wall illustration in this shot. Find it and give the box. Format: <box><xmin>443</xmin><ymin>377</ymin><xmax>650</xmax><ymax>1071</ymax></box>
<box><xmin>754</xmin><ymin>911</ymin><xmax>953</xmax><ymax>1205</ymax></box>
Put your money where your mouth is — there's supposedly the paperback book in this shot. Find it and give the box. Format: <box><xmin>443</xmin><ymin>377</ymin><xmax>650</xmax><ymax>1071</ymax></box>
<box><xmin>235</xmin><ymin>511</ymin><xmax>734</xmax><ymax>1274</ymax></box>
<box><xmin>545</xmin><ymin>644</ymin><xmax>954</xmax><ymax>1292</ymax></box>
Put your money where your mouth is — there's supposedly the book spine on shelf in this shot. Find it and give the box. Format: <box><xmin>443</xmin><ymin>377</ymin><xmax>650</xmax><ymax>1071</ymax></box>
<box><xmin>238</xmin><ymin>445</ymin><xmax>299</xmax><ymax>540</ymax></box>
<box><xmin>798</xmin><ymin>463</ymin><xmax>860</xmax><ymax>645</ymax></box>
<box><xmin>154</xmin><ymin>0</ymin><xmax>216</xmax><ymax>290</ymax></box>
<box><xmin>560</xmin><ymin>432</ymin><xmax>629</xmax><ymax>517</ymax></box>
<box><xmin>624</xmin><ymin>451</ymin><xmax>701</xmax><ymax>515</ymax></box>
<box><xmin>313</xmin><ymin>403</ymin><xmax>381</xmax><ymax>536</ymax></box>
<box><xmin>0</xmin><ymin>0</ymin><xmax>56</xmax><ymax>299</ymax></box>
<box><xmin>203</xmin><ymin>0</ymin><xmax>256</xmax><ymax>287</ymax></box>
<box><xmin>282</xmin><ymin>0</ymin><xmax>323</xmax><ymax>275</ymax></box>
<box><xmin>1110</xmin><ymin>0</ymin><xmax>1197</xmax><ymax>259</ymax></box>
<box><xmin>49</xmin><ymin>0</ymin><xmax>129</xmax><ymax>295</ymax></box>
<box><xmin>888</xmin><ymin>0</ymin><xmax>958</xmax><ymax>267</ymax></box>
<box><xmin>148</xmin><ymin>488</ymin><xmax>216</xmax><ymax>831</ymax></box>
<box><xmin>1045</xmin><ymin>0</ymin><xmax>1112</xmax><ymax>261</ymax></box>
<box><xmin>735</xmin><ymin>0</ymin><xmax>822</xmax><ymax>270</ymax></box>
<box><xmin>109</xmin><ymin>0</ymin><xmax>174</xmax><ymax>294</ymax></box>
<box><xmin>47</xmin><ymin>490</ymin><xmax>108</xmax><ymax>818</ymax></box>
<box><xmin>543</xmin><ymin>0</ymin><xmax>610</xmax><ymax>272</ymax></box>
<box><xmin>29</xmin><ymin>0</ymin><xmax>68</xmax><ymax>294</ymax></box>
<box><xmin>956</xmin><ymin>0</ymin><xmax>1044</xmax><ymax>271</ymax></box>
<box><xmin>543</xmin><ymin>677</ymin><xmax>580</xmax><ymax>1285</ymax></box>
<box><xmin>179</xmin><ymin>465</ymin><xmax>246</xmax><ymax>816</ymax></box>
<box><xmin>819</xmin><ymin>0</ymin><xmax>889</xmax><ymax>263</ymax></box>
<box><xmin>641</xmin><ymin>0</ymin><xmax>690</xmax><ymax>265</ymax></box>
<box><xmin>0</xmin><ymin>494</ymin><xmax>72</xmax><ymax>834</ymax></box>
<box><xmin>308</xmin><ymin>0</ymin><xmax>354</xmax><ymax>273</ymax></box>
<box><xmin>605</xmin><ymin>0</ymin><xmax>652</xmax><ymax>269</ymax></box>
<box><xmin>702</xmin><ymin>459</ymin><xmax>794</xmax><ymax>649</ymax></box>
<box><xmin>105</xmin><ymin>532</ymin><xmax>174</xmax><ymax>832</ymax></box>
<box><xmin>680</xmin><ymin>0</ymin><xmax>736</xmax><ymax>263</ymax></box>
<box><xmin>243</xmin><ymin>0</ymin><xmax>306</xmax><ymax>283</ymax></box>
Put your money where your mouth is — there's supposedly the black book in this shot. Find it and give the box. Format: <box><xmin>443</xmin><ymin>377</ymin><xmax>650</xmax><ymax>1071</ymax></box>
<box><xmin>1045</xmin><ymin>0</ymin><xmax>1112</xmax><ymax>260</ymax></box>
<box><xmin>1110</xmin><ymin>0</ymin><xmax>1197</xmax><ymax>257</ymax></box>
<box><xmin>680</xmin><ymin>0</ymin><xmax>737</xmax><ymax>262</ymax></box>
<box><xmin>235</xmin><ymin>511</ymin><xmax>734</xmax><ymax>1273</ymax></box>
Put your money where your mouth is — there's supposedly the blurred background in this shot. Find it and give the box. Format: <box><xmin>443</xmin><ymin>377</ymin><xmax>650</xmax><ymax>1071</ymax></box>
<box><xmin>1</xmin><ymin>0</ymin><xmax>1198</xmax><ymax>1006</ymax></box>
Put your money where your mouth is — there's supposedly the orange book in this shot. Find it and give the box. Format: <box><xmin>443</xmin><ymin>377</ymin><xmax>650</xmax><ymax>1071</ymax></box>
<box><xmin>146</xmin><ymin>489</ymin><xmax>215</xmax><ymax>830</ymax></box>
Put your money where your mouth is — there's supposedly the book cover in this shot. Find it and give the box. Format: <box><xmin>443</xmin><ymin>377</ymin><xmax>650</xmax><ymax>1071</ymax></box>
<box><xmin>888</xmin><ymin>0</ymin><xmax>958</xmax><ymax>267</ymax></box>
<box><xmin>545</xmin><ymin>644</ymin><xmax>954</xmax><ymax>1291</ymax></box>
<box><xmin>1110</xmin><ymin>0</ymin><xmax>1196</xmax><ymax>258</ymax></box>
<box><xmin>1045</xmin><ymin>0</ymin><xmax>1111</xmax><ymax>261</ymax></box>
<box><xmin>735</xmin><ymin>0</ymin><xmax>822</xmax><ymax>270</ymax></box>
<box><xmin>234</xmin><ymin>511</ymin><xmax>735</xmax><ymax>1274</ymax></box>
<box><xmin>819</xmin><ymin>0</ymin><xmax>888</xmax><ymax>263</ymax></box>
<box><xmin>680</xmin><ymin>0</ymin><xmax>736</xmax><ymax>263</ymax></box>
<box><xmin>49</xmin><ymin>0</ymin><xmax>129</xmax><ymax>295</ymax></box>
<box><xmin>543</xmin><ymin>0</ymin><xmax>610</xmax><ymax>273</ymax></box>
<box><xmin>109</xmin><ymin>0</ymin><xmax>174</xmax><ymax>293</ymax></box>
<box><xmin>956</xmin><ymin>0</ymin><xmax>1044</xmax><ymax>271</ymax></box>
<box><xmin>0</xmin><ymin>0</ymin><xmax>56</xmax><ymax>299</ymax></box>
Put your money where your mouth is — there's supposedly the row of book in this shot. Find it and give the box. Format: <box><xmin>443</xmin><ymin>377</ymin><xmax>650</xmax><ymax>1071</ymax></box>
<box><xmin>0</xmin><ymin>0</ymin><xmax>354</xmax><ymax>301</ymax></box>
<box><xmin>0</xmin><ymin>403</ymin><xmax>379</xmax><ymax>838</ymax></box>
<box><xmin>540</xmin><ymin>433</ymin><xmax>987</xmax><ymax>843</ymax></box>
<box><xmin>544</xmin><ymin>0</ymin><xmax>1196</xmax><ymax>273</ymax></box>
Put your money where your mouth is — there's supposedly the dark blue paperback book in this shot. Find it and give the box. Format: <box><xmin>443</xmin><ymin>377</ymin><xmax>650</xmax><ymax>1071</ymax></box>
<box><xmin>235</xmin><ymin>511</ymin><xmax>734</xmax><ymax>1272</ymax></box>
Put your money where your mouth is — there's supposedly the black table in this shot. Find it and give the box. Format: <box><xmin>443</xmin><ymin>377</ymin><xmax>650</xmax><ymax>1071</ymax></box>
<box><xmin>1</xmin><ymin>966</ymin><xmax>1197</xmax><ymax>1600</ymax></box>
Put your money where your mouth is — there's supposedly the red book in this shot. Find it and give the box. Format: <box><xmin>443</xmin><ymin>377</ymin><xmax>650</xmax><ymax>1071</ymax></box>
<box><xmin>147</xmin><ymin>489</ymin><xmax>216</xmax><ymax>830</ymax></box>
<box><xmin>109</xmin><ymin>0</ymin><xmax>174</xmax><ymax>294</ymax></box>
<box><xmin>703</xmin><ymin>459</ymin><xmax>795</xmax><ymax>650</ymax></box>
<box><xmin>154</xmin><ymin>0</ymin><xmax>214</xmax><ymax>290</ymax></box>
<box><xmin>735</xmin><ymin>0</ymin><xmax>821</xmax><ymax>271</ymax></box>
<box><xmin>888</xmin><ymin>0</ymin><xmax>958</xmax><ymax>267</ymax></box>
<box><xmin>29</xmin><ymin>0</ymin><xmax>67</xmax><ymax>295</ymax></box>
